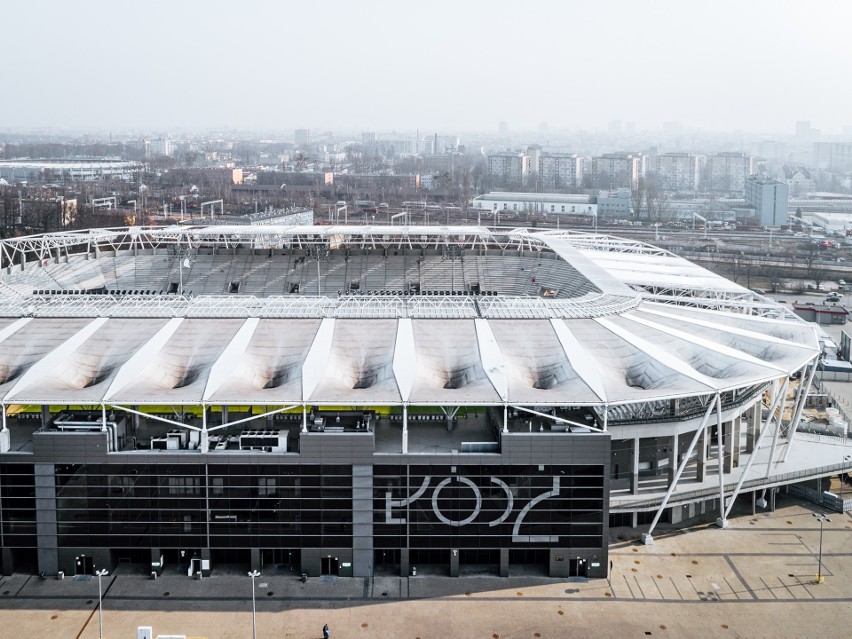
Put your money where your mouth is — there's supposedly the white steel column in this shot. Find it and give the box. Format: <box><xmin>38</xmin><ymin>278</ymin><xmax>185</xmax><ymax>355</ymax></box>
<box><xmin>723</xmin><ymin>379</ymin><xmax>790</xmax><ymax>520</ymax></box>
<box><xmin>783</xmin><ymin>360</ymin><xmax>818</xmax><ymax>462</ymax></box>
<box><xmin>101</xmin><ymin>404</ymin><xmax>108</xmax><ymax>431</ymax></box>
<box><xmin>402</xmin><ymin>404</ymin><xmax>408</xmax><ymax>454</ymax></box>
<box><xmin>643</xmin><ymin>397</ymin><xmax>717</xmax><ymax>544</ymax></box>
<box><xmin>631</xmin><ymin>437</ymin><xmax>640</xmax><ymax>495</ymax></box>
<box><xmin>503</xmin><ymin>404</ymin><xmax>508</xmax><ymax>434</ymax></box>
<box><xmin>0</xmin><ymin>404</ymin><xmax>9</xmax><ymax>452</ymax></box>
<box><xmin>766</xmin><ymin>378</ymin><xmax>790</xmax><ymax>477</ymax></box>
<box><xmin>715</xmin><ymin>394</ymin><xmax>728</xmax><ymax>528</ymax></box>
<box><xmin>302</xmin><ymin>405</ymin><xmax>308</xmax><ymax>433</ymax></box>
<box><xmin>200</xmin><ymin>404</ymin><xmax>209</xmax><ymax>453</ymax></box>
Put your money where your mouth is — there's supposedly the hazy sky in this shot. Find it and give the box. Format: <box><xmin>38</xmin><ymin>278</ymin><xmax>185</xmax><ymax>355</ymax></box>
<box><xmin>2</xmin><ymin>0</ymin><xmax>851</xmax><ymax>135</ymax></box>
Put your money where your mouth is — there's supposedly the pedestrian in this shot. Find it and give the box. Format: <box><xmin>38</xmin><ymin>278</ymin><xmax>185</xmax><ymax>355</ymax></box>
<box><xmin>323</xmin><ymin>623</ymin><xmax>330</xmax><ymax>639</ymax></box>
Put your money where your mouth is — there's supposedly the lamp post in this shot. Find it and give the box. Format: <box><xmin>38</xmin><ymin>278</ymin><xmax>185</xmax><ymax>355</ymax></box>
<box><xmin>248</xmin><ymin>570</ymin><xmax>261</xmax><ymax>639</ymax></box>
<box><xmin>812</xmin><ymin>513</ymin><xmax>831</xmax><ymax>583</ymax></box>
<box><xmin>95</xmin><ymin>568</ymin><xmax>109</xmax><ymax>639</ymax></box>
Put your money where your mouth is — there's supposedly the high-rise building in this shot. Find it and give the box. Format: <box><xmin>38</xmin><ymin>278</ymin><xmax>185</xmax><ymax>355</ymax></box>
<box><xmin>813</xmin><ymin>142</ymin><xmax>852</xmax><ymax>171</ymax></box>
<box><xmin>295</xmin><ymin>129</ymin><xmax>311</xmax><ymax>146</ymax></box>
<box><xmin>487</xmin><ymin>152</ymin><xmax>530</xmax><ymax>187</ymax></box>
<box><xmin>707</xmin><ymin>152</ymin><xmax>755</xmax><ymax>193</ymax></box>
<box><xmin>744</xmin><ymin>175</ymin><xmax>789</xmax><ymax>227</ymax></box>
<box><xmin>590</xmin><ymin>153</ymin><xmax>646</xmax><ymax>190</ymax></box>
<box><xmin>655</xmin><ymin>153</ymin><xmax>699</xmax><ymax>192</ymax></box>
<box><xmin>150</xmin><ymin>138</ymin><xmax>172</xmax><ymax>158</ymax></box>
<box><xmin>538</xmin><ymin>153</ymin><xmax>583</xmax><ymax>189</ymax></box>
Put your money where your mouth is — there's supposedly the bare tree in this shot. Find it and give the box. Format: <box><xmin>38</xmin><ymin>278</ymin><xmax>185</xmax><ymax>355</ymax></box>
<box><xmin>801</xmin><ymin>243</ymin><xmax>828</xmax><ymax>290</ymax></box>
<box><xmin>644</xmin><ymin>173</ymin><xmax>670</xmax><ymax>222</ymax></box>
<box><xmin>630</xmin><ymin>176</ymin><xmax>644</xmax><ymax>219</ymax></box>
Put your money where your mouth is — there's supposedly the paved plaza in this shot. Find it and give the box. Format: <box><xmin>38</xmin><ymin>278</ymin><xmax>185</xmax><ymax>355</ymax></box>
<box><xmin>1</xmin><ymin>495</ymin><xmax>849</xmax><ymax>639</ymax></box>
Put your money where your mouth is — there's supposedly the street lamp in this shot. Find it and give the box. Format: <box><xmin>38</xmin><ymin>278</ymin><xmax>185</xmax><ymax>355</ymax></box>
<box><xmin>95</xmin><ymin>568</ymin><xmax>109</xmax><ymax>639</ymax></box>
<box><xmin>812</xmin><ymin>513</ymin><xmax>831</xmax><ymax>584</ymax></box>
<box><xmin>248</xmin><ymin>570</ymin><xmax>261</xmax><ymax>639</ymax></box>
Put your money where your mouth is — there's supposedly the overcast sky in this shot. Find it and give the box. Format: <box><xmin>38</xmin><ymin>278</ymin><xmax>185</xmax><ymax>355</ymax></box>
<box><xmin>2</xmin><ymin>0</ymin><xmax>851</xmax><ymax>135</ymax></box>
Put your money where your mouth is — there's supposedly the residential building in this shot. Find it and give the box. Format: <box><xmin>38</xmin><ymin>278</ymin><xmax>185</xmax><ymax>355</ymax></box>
<box><xmin>655</xmin><ymin>153</ymin><xmax>699</xmax><ymax>192</ymax></box>
<box><xmin>744</xmin><ymin>175</ymin><xmax>789</xmax><ymax>227</ymax></box>
<box><xmin>150</xmin><ymin>138</ymin><xmax>173</xmax><ymax>158</ymax></box>
<box><xmin>813</xmin><ymin>142</ymin><xmax>852</xmax><ymax>171</ymax></box>
<box><xmin>487</xmin><ymin>153</ymin><xmax>530</xmax><ymax>188</ymax></box>
<box><xmin>295</xmin><ymin>129</ymin><xmax>312</xmax><ymax>146</ymax></box>
<box><xmin>590</xmin><ymin>153</ymin><xmax>646</xmax><ymax>190</ymax></box>
<box><xmin>780</xmin><ymin>166</ymin><xmax>815</xmax><ymax>197</ymax></box>
<box><xmin>707</xmin><ymin>152</ymin><xmax>755</xmax><ymax>193</ymax></box>
<box><xmin>538</xmin><ymin>153</ymin><xmax>583</xmax><ymax>190</ymax></box>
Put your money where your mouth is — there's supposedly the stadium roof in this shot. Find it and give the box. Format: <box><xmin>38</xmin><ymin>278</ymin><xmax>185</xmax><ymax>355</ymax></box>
<box><xmin>0</xmin><ymin>226</ymin><xmax>820</xmax><ymax>408</ymax></box>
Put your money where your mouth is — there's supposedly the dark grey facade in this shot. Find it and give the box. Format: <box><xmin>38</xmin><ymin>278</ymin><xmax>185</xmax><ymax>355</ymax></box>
<box><xmin>1</xmin><ymin>424</ymin><xmax>610</xmax><ymax>580</ymax></box>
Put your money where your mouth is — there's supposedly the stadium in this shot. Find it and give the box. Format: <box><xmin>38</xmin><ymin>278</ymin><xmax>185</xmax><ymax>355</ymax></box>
<box><xmin>0</xmin><ymin>224</ymin><xmax>833</xmax><ymax>580</ymax></box>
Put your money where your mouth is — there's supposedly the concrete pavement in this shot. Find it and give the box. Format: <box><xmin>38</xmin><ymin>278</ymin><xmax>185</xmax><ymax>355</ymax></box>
<box><xmin>1</xmin><ymin>496</ymin><xmax>850</xmax><ymax>639</ymax></box>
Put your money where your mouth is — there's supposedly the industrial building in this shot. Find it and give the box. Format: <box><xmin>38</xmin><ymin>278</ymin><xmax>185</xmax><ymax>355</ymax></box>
<box><xmin>0</xmin><ymin>225</ymin><xmax>832</xmax><ymax>582</ymax></box>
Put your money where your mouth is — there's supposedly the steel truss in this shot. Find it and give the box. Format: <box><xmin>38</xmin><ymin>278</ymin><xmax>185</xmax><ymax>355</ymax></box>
<box><xmin>0</xmin><ymin>225</ymin><xmax>814</xmax><ymax>323</ymax></box>
<box><xmin>0</xmin><ymin>225</ymin><xmax>677</xmax><ymax>271</ymax></box>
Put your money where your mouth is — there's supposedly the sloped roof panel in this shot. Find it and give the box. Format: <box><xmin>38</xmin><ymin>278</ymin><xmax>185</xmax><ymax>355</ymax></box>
<box><xmin>0</xmin><ymin>318</ymin><xmax>95</xmax><ymax>401</ymax></box>
<box><xmin>409</xmin><ymin>319</ymin><xmax>500</xmax><ymax>404</ymax></box>
<box><xmin>206</xmin><ymin>319</ymin><xmax>321</xmax><ymax>404</ymax></box>
<box><xmin>631</xmin><ymin>304</ymin><xmax>817</xmax><ymax>373</ymax></box>
<box><xmin>487</xmin><ymin>319</ymin><xmax>601</xmax><ymax>405</ymax></box>
<box><xmin>108</xmin><ymin>319</ymin><xmax>245</xmax><ymax>404</ymax></box>
<box><xmin>559</xmin><ymin>318</ymin><xmax>714</xmax><ymax>403</ymax></box>
<box><xmin>308</xmin><ymin>319</ymin><xmax>400</xmax><ymax>404</ymax></box>
<box><xmin>6</xmin><ymin>318</ymin><xmax>171</xmax><ymax>403</ymax></box>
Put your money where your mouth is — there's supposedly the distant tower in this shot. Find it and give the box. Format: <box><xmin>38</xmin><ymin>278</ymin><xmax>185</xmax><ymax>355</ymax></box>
<box><xmin>294</xmin><ymin>129</ymin><xmax>311</xmax><ymax>146</ymax></box>
<box><xmin>499</xmin><ymin>121</ymin><xmax>509</xmax><ymax>136</ymax></box>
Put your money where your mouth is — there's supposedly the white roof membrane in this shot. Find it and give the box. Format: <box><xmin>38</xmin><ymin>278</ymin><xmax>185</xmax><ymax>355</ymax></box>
<box><xmin>6</xmin><ymin>318</ymin><xmax>171</xmax><ymax>403</ymax></box>
<box><xmin>207</xmin><ymin>319</ymin><xmax>321</xmax><ymax>404</ymax></box>
<box><xmin>0</xmin><ymin>318</ymin><xmax>95</xmax><ymax>401</ymax></box>
<box><xmin>107</xmin><ymin>319</ymin><xmax>245</xmax><ymax>404</ymax></box>
<box><xmin>488</xmin><ymin>319</ymin><xmax>601</xmax><ymax>405</ymax></box>
<box><xmin>409</xmin><ymin>319</ymin><xmax>500</xmax><ymax>404</ymax></box>
<box><xmin>309</xmin><ymin>319</ymin><xmax>400</xmax><ymax>404</ymax></box>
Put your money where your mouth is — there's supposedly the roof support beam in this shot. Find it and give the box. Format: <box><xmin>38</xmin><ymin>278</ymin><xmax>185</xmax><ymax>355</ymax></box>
<box><xmin>509</xmin><ymin>404</ymin><xmax>604</xmax><ymax>433</ymax></box>
<box><xmin>765</xmin><ymin>377</ymin><xmax>791</xmax><ymax>478</ymax></box>
<box><xmin>108</xmin><ymin>404</ymin><xmax>201</xmax><ymax>432</ymax></box>
<box><xmin>782</xmin><ymin>359</ymin><xmax>818</xmax><ymax>462</ymax></box>
<box><xmin>642</xmin><ymin>395</ymin><xmax>717</xmax><ymax>544</ymax></box>
<box><xmin>723</xmin><ymin>379</ymin><xmax>789</xmax><ymax>520</ymax></box>
<box><xmin>206</xmin><ymin>405</ymin><xmax>299</xmax><ymax>433</ymax></box>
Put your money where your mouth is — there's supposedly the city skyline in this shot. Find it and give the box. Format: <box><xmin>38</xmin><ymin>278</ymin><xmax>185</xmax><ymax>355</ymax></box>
<box><xmin>2</xmin><ymin>0</ymin><xmax>851</xmax><ymax>135</ymax></box>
